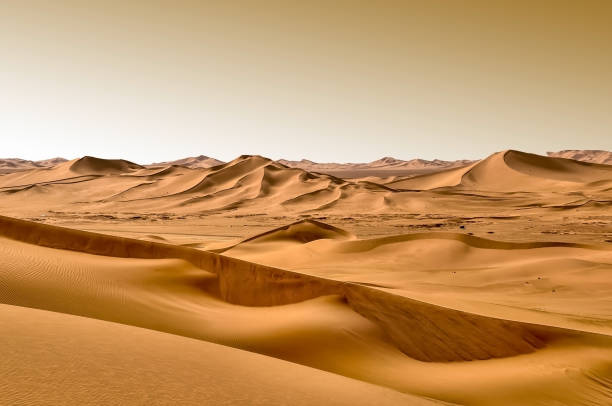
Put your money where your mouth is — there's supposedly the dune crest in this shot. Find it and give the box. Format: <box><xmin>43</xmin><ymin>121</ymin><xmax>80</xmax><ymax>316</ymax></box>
<box><xmin>69</xmin><ymin>156</ymin><xmax>144</xmax><ymax>174</ymax></box>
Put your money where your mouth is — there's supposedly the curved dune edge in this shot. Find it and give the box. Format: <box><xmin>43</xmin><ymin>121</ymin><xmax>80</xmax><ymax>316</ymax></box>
<box><xmin>212</xmin><ymin>219</ymin><xmax>355</xmax><ymax>253</ymax></box>
<box><xmin>0</xmin><ymin>214</ymin><xmax>603</xmax><ymax>362</ymax></box>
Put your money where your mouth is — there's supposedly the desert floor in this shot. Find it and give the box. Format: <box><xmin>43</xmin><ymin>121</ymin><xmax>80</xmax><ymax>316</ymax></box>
<box><xmin>1</xmin><ymin>150</ymin><xmax>611</xmax><ymax>405</ymax></box>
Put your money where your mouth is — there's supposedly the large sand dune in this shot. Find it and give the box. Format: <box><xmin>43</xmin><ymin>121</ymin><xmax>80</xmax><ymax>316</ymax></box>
<box><xmin>388</xmin><ymin>150</ymin><xmax>612</xmax><ymax>191</ymax></box>
<box><xmin>1</xmin><ymin>215</ymin><xmax>611</xmax><ymax>405</ymax></box>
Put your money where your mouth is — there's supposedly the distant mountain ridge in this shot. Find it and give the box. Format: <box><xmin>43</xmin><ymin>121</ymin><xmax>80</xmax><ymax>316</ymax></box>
<box><xmin>547</xmin><ymin>150</ymin><xmax>612</xmax><ymax>165</ymax></box>
<box><xmin>277</xmin><ymin>157</ymin><xmax>474</xmax><ymax>171</ymax></box>
<box><xmin>151</xmin><ymin>155</ymin><xmax>225</xmax><ymax>168</ymax></box>
<box><xmin>0</xmin><ymin>157</ymin><xmax>67</xmax><ymax>174</ymax></box>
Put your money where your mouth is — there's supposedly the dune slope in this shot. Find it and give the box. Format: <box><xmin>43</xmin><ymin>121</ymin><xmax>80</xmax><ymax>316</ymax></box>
<box><xmin>0</xmin><ymin>303</ymin><xmax>428</xmax><ymax>406</ymax></box>
<box><xmin>388</xmin><ymin>150</ymin><xmax>612</xmax><ymax>192</ymax></box>
<box><xmin>1</xmin><ymin>215</ymin><xmax>612</xmax><ymax>405</ymax></box>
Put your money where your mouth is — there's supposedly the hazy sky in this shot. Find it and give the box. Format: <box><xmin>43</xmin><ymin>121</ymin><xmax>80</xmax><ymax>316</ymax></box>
<box><xmin>2</xmin><ymin>1</ymin><xmax>611</xmax><ymax>163</ymax></box>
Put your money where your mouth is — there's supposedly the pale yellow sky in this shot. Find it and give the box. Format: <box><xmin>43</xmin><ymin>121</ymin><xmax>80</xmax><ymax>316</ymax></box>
<box><xmin>1</xmin><ymin>1</ymin><xmax>611</xmax><ymax>162</ymax></box>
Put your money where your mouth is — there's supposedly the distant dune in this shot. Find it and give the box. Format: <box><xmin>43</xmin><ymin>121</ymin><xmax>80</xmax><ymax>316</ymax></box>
<box><xmin>1</xmin><ymin>150</ymin><xmax>611</xmax><ymax>217</ymax></box>
<box><xmin>547</xmin><ymin>149</ymin><xmax>612</xmax><ymax>165</ymax></box>
<box><xmin>0</xmin><ymin>154</ymin><xmax>392</xmax><ymax>214</ymax></box>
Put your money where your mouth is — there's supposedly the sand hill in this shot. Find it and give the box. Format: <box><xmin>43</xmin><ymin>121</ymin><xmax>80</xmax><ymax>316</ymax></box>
<box><xmin>387</xmin><ymin>150</ymin><xmax>612</xmax><ymax>192</ymax></box>
<box><xmin>0</xmin><ymin>215</ymin><xmax>611</xmax><ymax>405</ymax></box>
<box><xmin>0</xmin><ymin>154</ymin><xmax>393</xmax><ymax>215</ymax></box>
<box><xmin>1</xmin><ymin>149</ymin><xmax>611</xmax><ymax>404</ymax></box>
<box><xmin>547</xmin><ymin>149</ymin><xmax>612</xmax><ymax>165</ymax></box>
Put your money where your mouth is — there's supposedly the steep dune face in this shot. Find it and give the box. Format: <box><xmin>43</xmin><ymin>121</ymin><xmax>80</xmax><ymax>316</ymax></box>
<box><xmin>506</xmin><ymin>150</ymin><xmax>611</xmax><ymax>180</ymax></box>
<box><xmin>345</xmin><ymin>284</ymin><xmax>548</xmax><ymax>362</ymax></box>
<box><xmin>224</xmin><ymin>226</ymin><xmax>612</xmax><ymax>336</ymax></box>
<box><xmin>386</xmin><ymin>162</ymin><xmax>478</xmax><ymax>190</ymax></box>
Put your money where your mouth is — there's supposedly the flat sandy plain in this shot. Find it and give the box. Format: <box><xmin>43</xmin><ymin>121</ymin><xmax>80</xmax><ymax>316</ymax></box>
<box><xmin>0</xmin><ymin>150</ymin><xmax>611</xmax><ymax>405</ymax></box>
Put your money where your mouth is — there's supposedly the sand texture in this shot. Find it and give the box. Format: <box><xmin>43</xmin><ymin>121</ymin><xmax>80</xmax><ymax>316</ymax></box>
<box><xmin>0</xmin><ymin>149</ymin><xmax>611</xmax><ymax>405</ymax></box>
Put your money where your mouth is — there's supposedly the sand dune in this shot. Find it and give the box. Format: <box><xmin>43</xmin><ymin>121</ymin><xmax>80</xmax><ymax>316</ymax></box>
<box><xmin>1</xmin><ymin>150</ymin><xmax>610</xmax><ymax>218</ymax></box>
<box><xmin>0</xmin><ymin>154</ymin><xmax>362</xmax><ymax>214</ymax></box>
<box><xmin>388</xmin><ymin>150</ymin><xmax>612</xmax><ymax>192</ymax></box>
<box><xmin>1</xmin><ymin>215</ymin><xmax>611</xmax><ymax>405</ymax></box>
<box><xmin>224</xmin><ymin>224</ymin><xmax>612</xmax><ymax>333</ymax></box>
